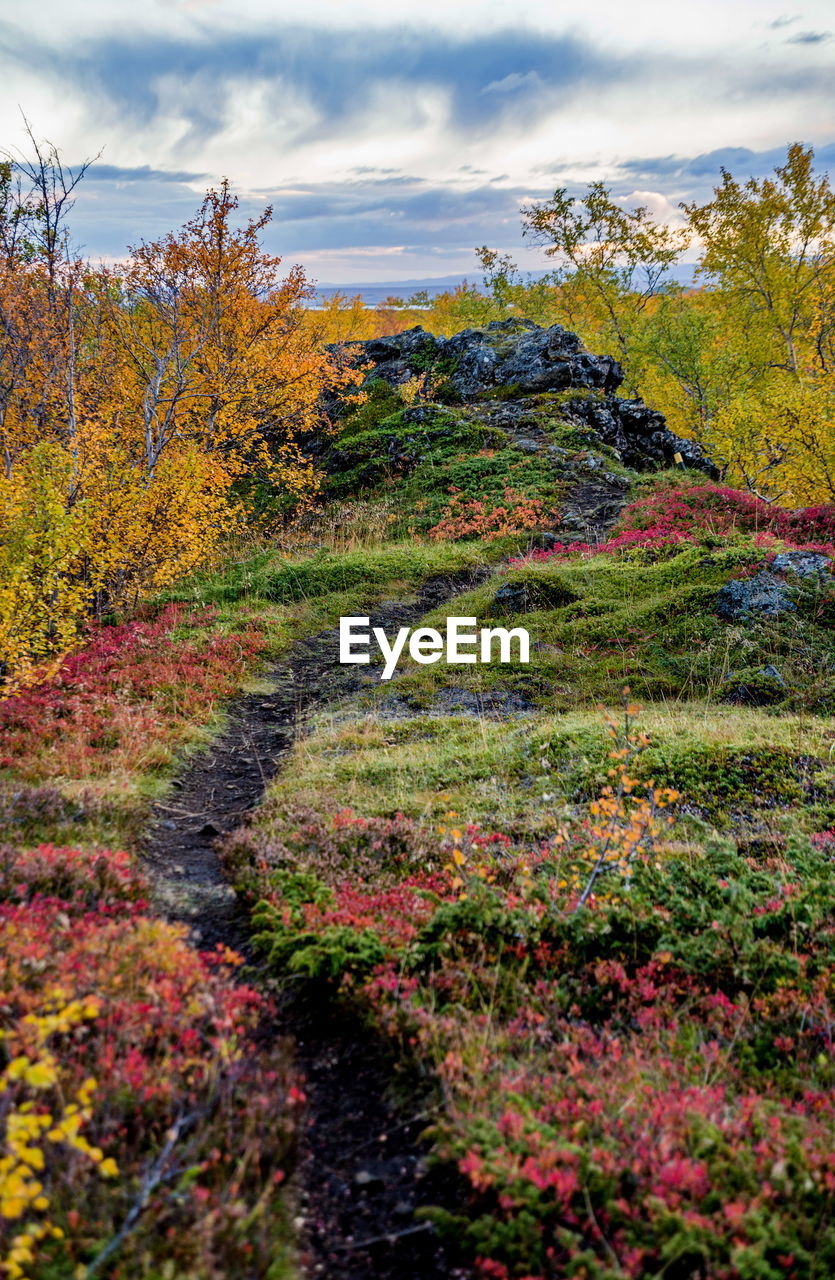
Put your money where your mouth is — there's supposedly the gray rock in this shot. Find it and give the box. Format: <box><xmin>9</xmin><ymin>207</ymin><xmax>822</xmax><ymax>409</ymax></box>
<box><xmin>491</xmin><ymin>581</ymin><xmax>530</xmax><ymax>614</ymax></box>
<box><xmin>564</xmin><ymin>395</ymin><xmax>713</xmax><ymax>474</ymax></box>
<box><xmin>353</xmin><ymin>1168</ymin><xmax>386</xmax><ymax>1192</ymax></box>
<box><xmin>492</xmin><ymin>326</ymin><xmax>621</xmax><ymax>395</ymax></box>
<box><xmin>721</xmin><ymin>664</ymin><xmax>788</xmax><ymax>706</ymax></box>
<box><xmin>716</xmin><ymin>572</ymin><xmax>795</xmax><ymax>621</ymax></box>
<box><xmin>338</xmin><ymin>320</ymin><xmax>718</xmax><ymax>477</ymax></box>
<box><xmin>527</xmin><ymin>531</ymin><xmax>562</xmax><ymax>551</ymax></box>
<box><xmin>771</xmin><ymin>551</ymin><xmax>831</xmax><ymax>578</ymax></box>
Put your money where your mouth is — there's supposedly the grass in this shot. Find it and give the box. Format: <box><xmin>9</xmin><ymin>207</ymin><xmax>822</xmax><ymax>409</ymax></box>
<box><xmin>162</xmin><ymin>536</ymin><xmax>512</xmax><ymax>607</ymax></box>
<box><xmin>242</xmin><ymin>694</ymin><xmax>835</xmax><ymax>846</ymax></box>
<box><xmin>0</xmin><ymin>535</ymin><xmax>521</xmax><ymax>855</ymax></box>
<box><xmin>386</xmin><ymin>539</ymin><xmax>835</xmax><ymax>711</ymax></box>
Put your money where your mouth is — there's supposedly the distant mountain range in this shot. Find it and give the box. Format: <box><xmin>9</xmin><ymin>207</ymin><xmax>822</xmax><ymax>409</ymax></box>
<box><xmin>310</xmin><ymin>265</ymin><xmax>700</xmax><ymax>307</ymax></box>
<box><xmin>311</xmin><ymin>274</ymin><xmax>503</xmax><ymax>306</ymax></box>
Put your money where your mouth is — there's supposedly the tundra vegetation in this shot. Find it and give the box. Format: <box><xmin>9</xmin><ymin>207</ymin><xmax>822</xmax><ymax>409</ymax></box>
<box><xmin>1</xmin><ymin>137</ymin><xmax>835</xmax><ymax>1280</ymax></box>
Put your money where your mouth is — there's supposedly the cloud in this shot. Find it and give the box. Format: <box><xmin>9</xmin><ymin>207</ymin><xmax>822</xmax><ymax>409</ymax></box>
<box><xmin>84</xmin><ymin>162</ymin><xmax>208</xmax><ymax>182</ymax></box>
<box><xmin>786</xmin><ymin>30</ymin><xmax>832</xmax><ymax>43</ymax></box>
<box><xmin>65</xmin><ymin>166</ymin><xmax>550</xmax><ymax>268</ymax></box>
<box><xmin>2</xmin><ymin>10</ymin><xmax>833</xmax><ymax>279</ymax></box>
<box><xmin>0</xmin><ymin>21</ymin><xmax>624</xmax><ymax>144</ymax></box>
<box><xmin>481</xmin><ymin>70</ymin><xmax>545</xmax><ymax>95</ymax></box>
<box><xmin>64</xmin><ymin>136</ymin><xmax>835</xmax><ymax>270</ymax></box>
<box><xmin>617</xmin><ymin>141</ymin><xmax>835</xmax><ymax>194</ymax></box>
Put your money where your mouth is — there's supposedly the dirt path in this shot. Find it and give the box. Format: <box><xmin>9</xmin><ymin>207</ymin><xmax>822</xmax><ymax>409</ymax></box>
<box><xmin>143</xmin><ymin>569</ymin><xmax>486</xmax><ymax>1280</ymax></box>
<box><xmin>141</xmin><ymin>474</ymin><xmax>627</xmax><ymax>1278</ymax></box>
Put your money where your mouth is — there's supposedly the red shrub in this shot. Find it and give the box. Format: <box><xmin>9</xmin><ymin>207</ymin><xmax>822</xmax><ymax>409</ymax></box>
<box><xmin>0</xmin><ymin>604</ymin><xmax>268</xmax><ymax>779</ymax></box>
<box><xmin>511</xmin><ymin>483</ymin><xmax>835</xmax><ymax>564</ymax></box>
<box><xmin>429</xmin><ymin>487</ymin><xmax>559</xmax><ymax>541</ymax></box>
<box><xmin>0</xmin><ymin>844</ymin><xmax>297</xmax><ymax>1276</ymax></box>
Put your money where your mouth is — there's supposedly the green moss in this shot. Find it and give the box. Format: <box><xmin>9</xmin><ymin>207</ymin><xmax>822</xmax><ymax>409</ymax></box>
<box><xmin>476</xmin><ymin>382</ymin><xmax>525</xmax><ymax>401</ymax></box>
<box><xmin>399</xmin><ymin>450</ymin><xmax>564</xmax><ymax>533</ymax></box>
<box><xmin>640</xmin><ymin>742</ymin><xmax>812</xmax><ymax>807</ymax></box>
<box><xmin>539</xmin><ymin>419</ymin><xmax>601</xmax><ymax>451</ymax></box>
<box><xmin>325</xmin><ymin>401</ymin><xmax>508</xmax><ymax>500</ymax></box>
<box><xmin>386</xmin><ymin>539</ymin><xmax>835</xmax><ymax>713</ymax></box>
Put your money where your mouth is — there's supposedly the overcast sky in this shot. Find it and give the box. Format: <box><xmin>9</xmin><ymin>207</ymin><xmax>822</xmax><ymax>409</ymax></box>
<box><xmin>1</xmin><ymin>0</ymin><xmax>833</xmax><ymax>283</ymax></box>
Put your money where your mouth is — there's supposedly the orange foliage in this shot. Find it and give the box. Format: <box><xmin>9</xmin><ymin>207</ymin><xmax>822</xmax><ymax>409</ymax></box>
<box><xmin>0</xmin><ymin>182</ymin><xmax>360</xmax><ymax>689</ymax></box>
<box><xmin>428</xmin><ymin>487</ymin><xmax>559</xmax><ymax>541</ymax></box>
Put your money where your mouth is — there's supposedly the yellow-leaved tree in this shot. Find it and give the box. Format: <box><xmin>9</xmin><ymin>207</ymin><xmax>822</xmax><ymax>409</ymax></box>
<box><xmin>0</xmin><ymin>139</ymin><xmax>360</xmax><ymax>690</ymax></box>
<box><xmin>517</xmin><ymin>144</ymin><xmax>835</xmax><ymax>502</ymax></box>
<box><xmin>682</xmin><ymin>143</ymin><xmax>835</xmax><ymax>502</ymax></box>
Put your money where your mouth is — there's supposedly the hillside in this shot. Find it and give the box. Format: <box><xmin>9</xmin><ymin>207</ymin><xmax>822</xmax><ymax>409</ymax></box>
<box><xmin>3</xmin><ymin>319</ymin><xmax>835</xmax><ymax>1279</ymax></box>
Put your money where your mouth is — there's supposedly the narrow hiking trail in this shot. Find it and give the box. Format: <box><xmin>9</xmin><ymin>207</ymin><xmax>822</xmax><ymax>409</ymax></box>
<box><xmin>143</xmin><ymin>570</ymin><xmax>489</xmax><ymax>1280</ymax></box>
<box><xmin>141</xmin><ymin>480</ymin><xmax>628</xmax><ymax>1278</ymax></box>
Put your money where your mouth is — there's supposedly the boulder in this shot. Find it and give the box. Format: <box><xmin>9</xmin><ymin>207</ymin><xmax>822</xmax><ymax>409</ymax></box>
<box><xmin>491</xmin><ymin>582</ymin><xmax>530</xmax><ymax>614</ymax></box>
<box><xmin>717</xmin><ymin>551</ymin><xmax>832</xmax><ymax>623</ymax></box>
<box><xmin>722</xmin><ymin>664</ymin><xmax>788</xmax><ymax>706</ymax></box>
<box><xmin>716</xmin><ymin>572</ymin><xmax>795</xmax><ymax>622</ymax></box>
<box><xmin>770</xmin><ymin>551</ymin><xmax>831</xmax><ymax>578</ymax></box>
<box><xmin>490</xmin><ymin>576</ymin><xmax>578</xmax><ymax>615</ymax></box>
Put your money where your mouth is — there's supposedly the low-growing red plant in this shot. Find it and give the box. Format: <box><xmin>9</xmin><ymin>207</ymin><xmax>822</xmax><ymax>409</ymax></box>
<box><xmin>0</xmin><ymin>604</ymin><xmax>268</xmax><ymax>780</ymax></box>
<box><xmin>429</xmin><ymin>487</ymin><xmax>559</xmax><ymax>541</ymax></box>
<box><xmin>510</xmin><ymin>483</ymin><xmax>835</xmax><ymax>565</ymax></box>
<box><xmin>0</xmin><ymin>844</ymin><xmax>297</xmax><ymax>1277</ymax></box>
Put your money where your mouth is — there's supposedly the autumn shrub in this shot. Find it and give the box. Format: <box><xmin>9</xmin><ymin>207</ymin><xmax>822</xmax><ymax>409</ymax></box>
<box><xmin>0</xmin><ymin>182</ymin><xmax>363</xmax><ymax>691</ymax></box>
<box><xmin>223</xmin><ymin>802</ymin><xmax>433</xmax><ymax>904</ymax></box>
<box><xmin>513</xmin><ymin>483</ymin><xmax>835</xmax><ymax>564</ymax></box>
<box><xmin>0</xmin><ymin>844</ymin><xmax>297</xmax><ymax>1280</ymax></box>
<box><xmin>242</xmin><ymin>700</ymin><xmax>835</xmax><ymax>1279</ymax></box>
<box><xmin>424</xmin><ymin>832</ymin><xmax>835</xmax><ymax>1279</ymax></box>
<box><xmin>0</xmin><ymin>603</ymin><xmax>268</xmax><ymax>781</ymax></box>
<box><xmin>0</xmin><ymin>842</ymin><xmax>145</xmax><ymax>908</ymax></box>
<box><xmin>429</xmin><ymin>487</ymin><xmax>559</xmax><ymax>541</ymax></box>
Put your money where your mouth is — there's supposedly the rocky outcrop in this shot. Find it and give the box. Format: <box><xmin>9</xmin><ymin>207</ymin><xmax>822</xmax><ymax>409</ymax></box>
<box><xmin>343</xmin><ymin>319</ymin><xmax>718</xmax><ymax>477</ymax></box>
<box><xmin>770</xmin><ymin>551</ymin><xmax>831</xmax><ymax>578</ymax></box>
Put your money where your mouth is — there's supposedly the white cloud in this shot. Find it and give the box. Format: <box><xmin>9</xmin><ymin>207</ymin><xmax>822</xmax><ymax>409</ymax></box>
<box><xmin>0</xmin><ymin>0</ymin><xmax>833</xmax><ymax>279</ymax></box>
<box><xmin>482</xmin><ymin>70</ymin><xmax>543</xmax><ymax>95</ymax></box>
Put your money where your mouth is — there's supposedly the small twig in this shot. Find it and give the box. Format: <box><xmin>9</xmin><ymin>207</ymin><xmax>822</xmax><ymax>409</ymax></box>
<box><xmin>341</xmin><ymin>1107</ymin><xmax>438</xmax><ymax>1158</ymax></box>
<box><xmin>241</xmin><ymin>726</ymin><xmax>269</xmax><ymax>786</ymax></box>
<box><xmin>331</xmin><ymin>1221</ymin><xmax>433</xmax><ymax>1252</ymax></box>
<box><xmin>84</xmin><ymin>1112</ymin><xmax>195</xmax><ymax>1277</ymax></box>
<box><xmin>153</xmin><ymin>802</ymin><xmax>211</xmax><ymax>817</ymax></box>
<box><xmin>582</xmin><ymin>1183</ymin><xmax>624</xmax><ymax>1274</ymax></box>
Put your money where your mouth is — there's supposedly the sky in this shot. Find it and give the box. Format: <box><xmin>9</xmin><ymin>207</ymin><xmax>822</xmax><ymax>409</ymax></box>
<box><xmin>1</xmin><ymin>0</ymin><xmax>834</xmax><ymax>285</ymax></box>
